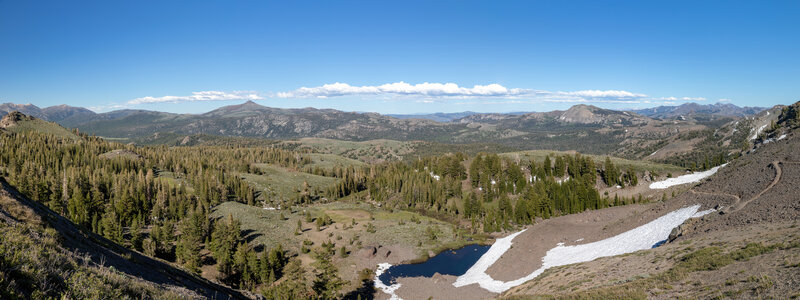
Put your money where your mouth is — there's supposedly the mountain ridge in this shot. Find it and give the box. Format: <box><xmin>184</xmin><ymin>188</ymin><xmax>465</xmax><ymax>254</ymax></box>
<box><xmin>630</xmin><ymin>102</ymin><xmax>766</xmax><ymax>119</ymax></box>
<box><xmin>0</xmin><ymin>101</ymin><xmax>776</xmax><ymax>162</ymax></box>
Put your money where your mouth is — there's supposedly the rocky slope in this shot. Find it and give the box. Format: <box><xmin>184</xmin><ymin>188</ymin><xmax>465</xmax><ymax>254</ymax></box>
<box><xmin>496</xmin><ymin>104</ymin><xmax>800</xmax><ymax>299</ymax></box>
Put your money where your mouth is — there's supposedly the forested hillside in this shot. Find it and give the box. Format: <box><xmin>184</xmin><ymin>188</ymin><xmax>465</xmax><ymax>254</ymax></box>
<box><xmin>0</xmin><ymin>111</ymin><xmax>688</xmax><ymax>298</ymax></box>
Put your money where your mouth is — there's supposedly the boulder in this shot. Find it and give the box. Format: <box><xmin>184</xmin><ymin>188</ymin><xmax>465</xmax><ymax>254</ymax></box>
<box><xmin>361</xmin><ymin>246</ymin><xmax>377</xmax><ymax>258</ymax></box>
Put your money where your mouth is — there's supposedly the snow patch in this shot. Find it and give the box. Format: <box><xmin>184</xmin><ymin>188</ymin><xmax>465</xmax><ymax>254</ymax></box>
<box><xmin>649</xmin><ymin>164</ymin><xmax>726</xmax><ymax>189</ymax></box>
<box><xmin>453</xmin><ymin>205</ymin><xmax>710</xmax><ymax>293</ymax></box>
<box><xmin>777</xmin><ymin>134</ymin><xmax>787</xmax><ymax>141</ymax></box>
<box><xmin>453</xmin><ymin>230</ymin><xmax>526</xmax><ymax>291</ymax></box>
<box><xmin>374</xmin><ymin>263</ymin><xmax>402</xmax><ymax>300</ymax></box>
<box><xmin>750</xmin><ymin>124</ymin><xmax>767</xmax><ymax>141</ymax></box>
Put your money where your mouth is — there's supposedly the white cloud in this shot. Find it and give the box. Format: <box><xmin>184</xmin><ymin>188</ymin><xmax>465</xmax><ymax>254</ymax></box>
<box><xmin>116</xmin><ymin>83</ymin><xmax>708</xmax><ymax>111</ymax></box>
<box><xmin>274</xmin><ymin>82</ymin><xmax>718</xmax><ymax>108</ymax></box>
<box><xmin>681</xmin><ymin>97</ymin><xmax>707</xmax><ymax>101</ymax></box>
<box><xmin>561</xmin><ymin>90</ymin><xmax>647</xmax><ymax>98</ymax></box>
<box><xmin>717</xmin><ymin>98</ymin><xmax>732</xmax><ymax>102</ymax></box>
<box><xmin>128</xmin><ymin>91</ymin><xmax>263</xmax><ymax>105</ymax></box>
<box><xmin>657</xmin><ymin>96</ymin><xmax>706</xmax><ymax>102</ymax></box>
<box><xmin>276</xmin><ymin>82</ymin><xmax>528</xmax><ymax>98</ymax></box>
<box><xmin>88</xmin><ymin>103</ymin><xmax>130</xmax><ymax>112</ymax></box>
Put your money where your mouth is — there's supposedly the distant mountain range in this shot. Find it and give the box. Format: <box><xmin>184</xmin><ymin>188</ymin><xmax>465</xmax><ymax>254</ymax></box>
<box><xmin>630</xmin><ymin>102</ymin><xmax>766</xmax><ymax>119</ymax></box>
<box><xmin>0</xmin><ymin>101</ymin><xmax>775</xmax><ymax>159</ymax></box>
<box><xmin>386</xmin><ymin>111</ymin><xmax>528</xmax><ymax>122</ymax></box>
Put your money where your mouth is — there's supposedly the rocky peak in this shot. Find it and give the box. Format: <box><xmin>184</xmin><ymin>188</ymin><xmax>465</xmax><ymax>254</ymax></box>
<box><xmin>0</xmin><ymin>111</ymin><xmax>35</xmax><ymax>128</ymax></box>
<box><xmin>559</xmin><ymin>105</ymin><xmax>601</xmax><ymax>124</ymax></box>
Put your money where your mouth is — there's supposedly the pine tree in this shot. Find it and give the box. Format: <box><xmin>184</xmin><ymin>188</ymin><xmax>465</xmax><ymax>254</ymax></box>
<box><xmin>543</xmin><ymin>155</ymin><xmax>552</xmax><ymax>176</ymax></box>
<box><xmin>210</xmin><ymin>215</ymin><xmax>241</xmax><ymax>278</ymax></box>
<box><xmin>176</xmin><ymin>212</ymin><xmax>207</xmax><ymax>273</ymax></box>
<box><xmin>100</xmin><ymin>208</ymin><xmax>123</xmax><ymax>243</ymax></box>
<box><xmin>312</xmin><ymin>250</ymin><xmax>346</xmax><ymax>299</ymax></box>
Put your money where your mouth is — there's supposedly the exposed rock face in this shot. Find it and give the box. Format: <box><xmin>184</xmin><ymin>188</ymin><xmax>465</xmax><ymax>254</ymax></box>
<box><xmin>558</xmin><ymin>105</ymin><xmax>602</xmax><ymax>124</ymax></box>
<box><xmin>0</xmin><ymin>111</ymin><xmax>34</xmax><ymax>128</ymax></box>
<box><xmin>667</xmin><ymin>226</ymin><xmax>683</xmax><ymax>243</ymax></box>
<box><xmin>668</xmin><ymin>217</ymin><xmax>700</xmax><ymax>243</ymax></box>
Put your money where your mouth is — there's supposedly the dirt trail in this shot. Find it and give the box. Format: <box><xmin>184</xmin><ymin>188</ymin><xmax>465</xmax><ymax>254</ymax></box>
<box><xmin>732</xmin><ymin>161</ymin><xmax>782</xmax><ymax>211</ymax></box>
<box><xmin>688</xmin><ymin>190</ymin><xmax>740</xmax><ymax>201</ymax></box>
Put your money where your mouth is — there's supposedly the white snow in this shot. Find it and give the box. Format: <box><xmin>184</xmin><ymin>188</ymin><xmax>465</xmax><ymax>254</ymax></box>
<box><xmin>649</xmin><ymin>164</ymin><xmax>726</xmax><ymax>189</ymax></box>
<box><xmin>453</xmin><ymin>230</ymin><xmax>526</xmax><ymax>291</ymax></box>
<box><xmin>649</xmin><ymin>150</ymin><xmax>659</xmax><ymax>157</ymax></box>
<box><xmin>777</xmin><ymin>134</ymin><xmax>787</xmax><ymax>141</ymax></box>
<box><xmin>750</xmin><ymin>124</ymin><xmax>768</xmax><ymax>141</ymax></box>
<box><xmin>263</xmin><ymin>207</ymin><xmax>276</xmax><ymax>210</ymax></box>
<box><xmin>453</xmin><ymin>205</ymin><xmax>712</xmax><ymax>293</ymax></box>
<box><xmin>374</xmin><ymin>263</ymin><xmax>402</xmax><ymax>300</ymax></box>
<box><xmin>491</xmin><ymin>180</ymin><xmax>497</xmax><ymax>185</ymax></box>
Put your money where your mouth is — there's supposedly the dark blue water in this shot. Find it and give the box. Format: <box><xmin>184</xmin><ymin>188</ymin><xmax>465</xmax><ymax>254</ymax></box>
<box><xmin>378</xmin><ymin>244</ymin><xmax>490</xmax><ymax>285</ymax></box>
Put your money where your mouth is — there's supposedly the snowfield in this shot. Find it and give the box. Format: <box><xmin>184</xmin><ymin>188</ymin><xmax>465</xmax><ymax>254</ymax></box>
<box><xmin>374</xmin><ymin>263</ymin><xmax>402</xmax><ymax>300</ymax></box>
<box><xmin>453</xmin><ymin>205</ymin><xmax>713</xmax><ymax>293</ymax></box>
<box><xmin>649</xmin><ymin>164</ymin><xmax>726</xmax><ymax>189</ymax></box>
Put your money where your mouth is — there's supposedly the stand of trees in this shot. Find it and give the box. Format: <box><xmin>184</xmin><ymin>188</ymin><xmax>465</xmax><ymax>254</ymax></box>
<box><xmin>0</xmin><ymin>130</ymin><xmax>318</xmax><ymax>297</ymax></box>
<box><xmin>324</xmin><ymin>152</ymin><xmax>646</xmax><ymax>233</ymax></box>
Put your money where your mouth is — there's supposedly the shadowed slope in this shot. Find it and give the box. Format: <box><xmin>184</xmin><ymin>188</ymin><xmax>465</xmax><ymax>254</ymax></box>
<box><xmin>0</xmin><ymin>177</ymin><xmax>251</xmax><ymax>300</ymax></box>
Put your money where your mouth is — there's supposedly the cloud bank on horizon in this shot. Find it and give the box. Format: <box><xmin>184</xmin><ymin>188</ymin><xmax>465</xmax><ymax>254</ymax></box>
<box><xmin>275</xmin><ymin>82</ymin><xmax>651</xmax><ymax>102</ymax></box>
<box><xmin>98</xmin><ymin>81</ymin><xmax>731</xmax><ymax>113</ymax></box>
<box><xmin>124</xmin><ymin>82</ymin><xmax>712</xmax><ymax>105</ymax></box>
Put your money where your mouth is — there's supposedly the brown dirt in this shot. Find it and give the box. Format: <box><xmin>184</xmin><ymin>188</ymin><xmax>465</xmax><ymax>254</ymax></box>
<box><xmin>388</xmin><ymin>274</ymin><xmax>497</xmax><ymax>300</ymax></box>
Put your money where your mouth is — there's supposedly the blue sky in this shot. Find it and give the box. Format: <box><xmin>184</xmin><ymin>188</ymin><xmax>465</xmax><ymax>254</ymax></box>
<box><xmin>1</xmin><ymin>0</ymin><xmax>798</xmax><ymax>114</ymax></box>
